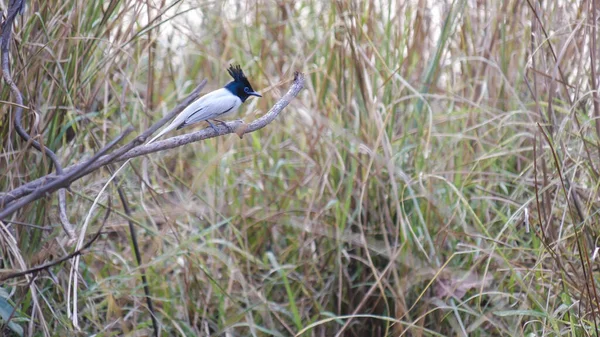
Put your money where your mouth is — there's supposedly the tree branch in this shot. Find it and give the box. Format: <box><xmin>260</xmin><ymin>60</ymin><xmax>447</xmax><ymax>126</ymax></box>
<box><xmin>117</xmin><ymin>71</ymin><xmax>305</xmax><ymax>160</ymax></box>
<box><xmin>0</xmin><ymin>72</ymin><xmax>304</xmax><ymax>217</ymax></box>
<box><xmin>1</xmin><ymin>0</ymin><xmax>76</xmax><ymax>235</ymax></box>
<box><xmin>0</xmin><ymin>126</ymin><xmax>133</xmax><ymax>221</ymax></box>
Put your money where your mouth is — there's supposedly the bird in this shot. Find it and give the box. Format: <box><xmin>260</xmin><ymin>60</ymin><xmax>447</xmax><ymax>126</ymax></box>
<box><xmin>148</xmin><ymin>64</ymin><xmax>261</xmax><ymax>143</ymax></box>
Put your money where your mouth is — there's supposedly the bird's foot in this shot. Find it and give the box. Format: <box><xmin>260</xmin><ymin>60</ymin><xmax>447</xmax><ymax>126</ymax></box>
<box><xmin>206</xmin><ymin>120</ymin><xmax>219</xmax><ymax>133</ymax></box>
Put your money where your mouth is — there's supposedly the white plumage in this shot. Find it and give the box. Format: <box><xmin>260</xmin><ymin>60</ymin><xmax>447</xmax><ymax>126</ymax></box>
<box><xmin>148</xmin><ymin>88</ymin><xmax>242</xmax><ymax>144</ymax></box>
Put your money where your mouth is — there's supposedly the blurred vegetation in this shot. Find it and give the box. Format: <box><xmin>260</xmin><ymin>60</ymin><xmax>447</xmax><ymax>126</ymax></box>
<box><xmin>1</xmin><ymin>0</ymin><xmax>599</xmax><ymax>336</ymax></box>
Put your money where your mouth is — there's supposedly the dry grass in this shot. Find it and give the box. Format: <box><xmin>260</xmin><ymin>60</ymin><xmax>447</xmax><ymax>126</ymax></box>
<box><xmin>1</xmin><ymin>0</ymin><xmax>599</xmax><ymax>336</ymax></box>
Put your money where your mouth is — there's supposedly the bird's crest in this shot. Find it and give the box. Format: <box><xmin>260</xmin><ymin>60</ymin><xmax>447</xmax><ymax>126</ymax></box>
<box><xmin>227</xmin><ymin>64</ymin><xmax>248</xmax><ymax>83</ymax></box>
<box><xmin>224</xmin><ymin>64</ymin><xmax>260</xmax><ymax>102</ymax></box>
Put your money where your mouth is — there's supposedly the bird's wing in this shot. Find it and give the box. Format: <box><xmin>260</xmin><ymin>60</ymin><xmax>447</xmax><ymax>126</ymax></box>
<box><xmin>147</xmin><ymin>88</ymin><xmax>242</xmax><ymax>143</ymax></box>
<box><xmin>179</xmin><ymin>92</ymin><xmax>241</xmax><ymax>128</ymax></box>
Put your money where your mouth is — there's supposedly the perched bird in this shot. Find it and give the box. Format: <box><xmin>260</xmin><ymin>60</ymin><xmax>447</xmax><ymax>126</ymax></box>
<box><xmin>148</xmin><ymin>64</ymin><xmax>261</xmax><ymax>143</ymax></box>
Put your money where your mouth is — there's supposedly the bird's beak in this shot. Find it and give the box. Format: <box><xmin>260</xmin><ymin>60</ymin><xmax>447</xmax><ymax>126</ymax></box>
<box><xmin>249</xmin><ymin>91</ymin><xmax>262</xmax><ymax>98</ymax></box>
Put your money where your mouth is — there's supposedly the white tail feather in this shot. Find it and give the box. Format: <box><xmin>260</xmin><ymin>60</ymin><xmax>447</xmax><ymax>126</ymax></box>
<box><xmin>147</xmin><ymin>120</ymin><xmax>180</xmax><ymax>144</ymax></box>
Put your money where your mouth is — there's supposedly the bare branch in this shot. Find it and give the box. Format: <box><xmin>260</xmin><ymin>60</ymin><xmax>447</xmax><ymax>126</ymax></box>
<box><xmin>1</xmin><ymin>0</ymin><xmax>75</xmax><ymax>234</ymax></box>
<box><xmin>0</xmin><ymin>126</ymin><xmax>134</xmax><ymax>220</ymax></box>
<box><xmin>0</xmin><ymin>80</ymin><xmax>207</xmax><ymax>207</ymax></box>
<box><xmin>0</xmin><ymin>73</ymin><xmax>304</xmax><ymax>217</ymax></box>
<box><xmin>119</xmin><ymin>72</ymin><xmax>305</xmax><ymax>160</ymax></box>
<box><xmin>0</xmin><ymin>199</ymin><xmax>112</xmax><ymax>283</ymax></box>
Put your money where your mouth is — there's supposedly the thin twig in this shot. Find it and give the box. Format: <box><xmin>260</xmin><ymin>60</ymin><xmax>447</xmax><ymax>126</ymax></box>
<box><xmin>1</xmin><ymin>0</ymin><xmax>75</xmax><ymax>235</ymax></box>
<box><xmin>116</xmin><ymin>185</ymin><xmax>160</xmax><ymax>336</ymax></box>
<box><xmin>0</xmin><ymin>202</ymin><xmax>111</xmax><ymax>282</ymax></box>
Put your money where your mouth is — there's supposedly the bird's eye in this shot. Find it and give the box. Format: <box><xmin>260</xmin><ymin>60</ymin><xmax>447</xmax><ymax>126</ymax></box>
<box><xmin>244</xmin><ymin>87</ymin><xmax>250</xmax><ymax>93</ymax></box>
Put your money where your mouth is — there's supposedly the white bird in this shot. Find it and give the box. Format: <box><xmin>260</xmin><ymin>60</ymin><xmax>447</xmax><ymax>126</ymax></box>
<box><xmin>148</xmin><ymin>64</ymin><xmax>261</xmax><ymax>144</ymax></box>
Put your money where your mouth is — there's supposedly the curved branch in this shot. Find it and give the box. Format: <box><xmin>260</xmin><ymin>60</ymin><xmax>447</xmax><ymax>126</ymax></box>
<box><xmin>2</xmin><ymin>0</ymin><xmax>59</xmax><ymax>168</ymax></box>
<box><xmin>0</xmin><ymin>127</ymin><xmax>134</xmax><ymax>220</ymax></box>
<box><xmin>1</xmin><ymin>0</ymin><xmax>75</xmax><ymax>235</ymax></box>
<box><xmin>120</xmin><ymin>71</ymin><xmax>305</xmax><ymax>160</ymax></box>
<box><xmin>0</xmin><ymin>72</ymin><xmax>304</xmax><ymax>217</ymax></box>
<box><xmin>0</xmin><ymin>80</ymin><xmax>207</xmax><ymax>208</ymax></box>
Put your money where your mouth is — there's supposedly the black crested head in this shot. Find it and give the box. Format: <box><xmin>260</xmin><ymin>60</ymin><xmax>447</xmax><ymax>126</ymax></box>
<box><xmin>224</xmin><ymin>64</ymin><xmax>262</xmax><ymax>102</ymax></box>
<box><xmin>227</xmin><ymin>64</ymin><xmax>248</xmax><ymax>83</ymax></box>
